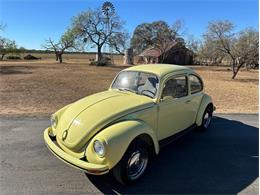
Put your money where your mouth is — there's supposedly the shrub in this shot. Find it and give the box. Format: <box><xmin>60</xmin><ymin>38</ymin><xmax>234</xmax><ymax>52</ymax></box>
<box><xmin>90</xmin><ymin>57</ymin><xmax>112</xmax><ymax>66</ymax></box>
<box><xmin>24</xmin><ymin>54</ymin><xmax>41</xmax><ymax>60</ymax></box>
<box><xmin>6</xmin><ymin>56</ymin><xmax>21</xmax><ymax>60</ymax></box>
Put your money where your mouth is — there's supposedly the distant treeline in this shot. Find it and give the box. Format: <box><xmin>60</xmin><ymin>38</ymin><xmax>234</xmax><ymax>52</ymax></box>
<box><xmin>25</xmin><ymin>49</ymin><xmax>122</xmax><ymax>56</ymax></box>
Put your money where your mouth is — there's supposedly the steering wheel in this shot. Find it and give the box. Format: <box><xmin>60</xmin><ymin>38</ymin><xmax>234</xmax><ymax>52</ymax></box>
<box><xmin>140</xmin><ymin>89</ymin><xmax>155</xmax><ymax>97</ymax></box>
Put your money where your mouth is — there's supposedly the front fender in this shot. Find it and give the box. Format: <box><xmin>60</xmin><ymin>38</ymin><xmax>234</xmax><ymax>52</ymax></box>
<box><xmin>51</xmin><ymin>104</ymin><xmax>71</xmax><ymax>136</ymax></box>
<box><xmin>85</xmin><ymin>120</ymin><xmax>159</xmax><ymax>169</ymax></box>
<box><xmin>196</xmin><ymin>94</ymin><xmax>213</xmax><ymax>126</ymax></box>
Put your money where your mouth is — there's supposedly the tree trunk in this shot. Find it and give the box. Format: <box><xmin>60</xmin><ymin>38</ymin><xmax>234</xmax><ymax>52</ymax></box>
<box><xmin>232</xmin><ymin>62</ymin><xmax>243</xmax><ymax>79</ymax></box>
<box><xmin>1</xmin><ymin>53</ymin><xmax>5</xmax><ymax>60</ymax></box>
<box><xmin>97</xmin><ymin>46</ymin><xmax>102</xmax><ymax>63</ymax></box>
<box><xmin>232</xmin><ymin>69</ymin><xmax>238</xmax><ymax>79</ymax></box>
<box><xmin>55</xmin><ymin>53</ymin><xmax>58</xmax><ymax>61</ymax></box>
<box><xmin>231</xmin><ymin>59</ymin><xmax>236</xmax><ymax>78</ymax></box>
<box><xmin>58</xmin><ymin>54</ymin><xmax>62</xmax><ymax>63</ymax></box>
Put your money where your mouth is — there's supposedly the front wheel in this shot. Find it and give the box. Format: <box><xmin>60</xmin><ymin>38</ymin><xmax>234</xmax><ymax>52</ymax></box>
<box><xmin>198</xmin><ymin>105</ymin><xmax>213</xmax><ymax>130</ymax></box>
<box><xmin>112</xmin><ymin>139</ymin><xmax>149</xmax><ymax>185</ymax></box>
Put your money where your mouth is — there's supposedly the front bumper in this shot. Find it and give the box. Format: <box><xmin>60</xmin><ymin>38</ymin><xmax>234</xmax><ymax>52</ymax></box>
<box><xmin>44</xmin><ymin>127</ymin><xmax>109</xmax><ymax>175</ymax></box>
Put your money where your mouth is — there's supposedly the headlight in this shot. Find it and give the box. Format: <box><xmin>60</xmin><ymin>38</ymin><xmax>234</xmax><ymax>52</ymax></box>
<box><xmin>51</xmin><ymin>115</ymin><xmax>58</xmax><ymax>128</ymax></box>
<box><xmin>93</xmin><ymin>140</ymin><xmax>105</xmax><ymax>157</ymax></box>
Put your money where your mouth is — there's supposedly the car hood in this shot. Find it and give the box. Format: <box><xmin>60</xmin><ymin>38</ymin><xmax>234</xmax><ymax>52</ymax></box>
<box><xmin>56</xmin><ymin>90</ymin><xmax>154</xmax><ymax>151</ymax></box>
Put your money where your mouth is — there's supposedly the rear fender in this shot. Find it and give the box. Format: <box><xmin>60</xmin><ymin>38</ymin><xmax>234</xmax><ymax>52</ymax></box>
<box><xmin>196</xmin><ymin>94</ymin><xmax>213</xmax><ymax>126</ymax></box>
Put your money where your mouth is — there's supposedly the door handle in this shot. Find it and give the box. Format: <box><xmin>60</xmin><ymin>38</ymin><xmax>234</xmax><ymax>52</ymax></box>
<box><xmin>185</xmin><ymin>100</ymin><xmax>191</xmax><ymax>103</ymax></box>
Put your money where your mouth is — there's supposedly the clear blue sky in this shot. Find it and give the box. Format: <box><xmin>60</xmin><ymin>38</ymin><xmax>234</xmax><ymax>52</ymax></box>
<box><xmin>0</xmin><ymin>0</ymin><xmax>258</xmax><ymax>50</ymax></box>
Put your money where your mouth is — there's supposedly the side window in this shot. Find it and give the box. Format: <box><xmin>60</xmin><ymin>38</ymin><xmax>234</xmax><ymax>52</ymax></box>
<box><xmin>162</xmin><ymin>76</ymin><xmax>188</xmax><ymax>99</ymax></box>
<box><xmin>189</xmin><ymin>75</ymin><xmax>203</xmax><ymax>94</ymax></box>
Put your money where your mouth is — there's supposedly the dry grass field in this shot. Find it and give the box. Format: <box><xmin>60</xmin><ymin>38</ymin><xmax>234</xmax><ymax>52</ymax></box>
<box><xmin>21</xmin><ymin>52</ymin><xmax>125</xmax><ymax>64</ymax></box>
<box><xmin>0</xmin><ymin>57</ymin><xmax>258</xmax><ymax>117</ymax></box>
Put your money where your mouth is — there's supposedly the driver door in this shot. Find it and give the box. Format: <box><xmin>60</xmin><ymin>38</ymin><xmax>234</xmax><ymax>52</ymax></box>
<box><xmin>158</xmin><ymin>74</ymin><xmax>193</xmax><ymax>140</ymax></box>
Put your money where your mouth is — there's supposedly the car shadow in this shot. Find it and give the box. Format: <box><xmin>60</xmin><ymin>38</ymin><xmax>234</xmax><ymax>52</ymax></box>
<box><xmin>86</xmin><ymin>116</ymin><xmax>259</xmax><ymax>194</ymax></box>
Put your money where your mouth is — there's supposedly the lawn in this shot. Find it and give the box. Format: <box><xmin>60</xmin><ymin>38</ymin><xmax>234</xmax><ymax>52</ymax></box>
<box><xmin>0</xmin><ymin>59</ymin><xmax>258</xmax><ymax>117</ymax></box>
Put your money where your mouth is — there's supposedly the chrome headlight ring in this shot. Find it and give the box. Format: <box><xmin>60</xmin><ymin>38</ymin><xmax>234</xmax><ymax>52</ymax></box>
<box><xmin>93</xmin><ymin>140</ymin><xmax>105</xmax><ymax>157</ymax></box>
<box><xmin>50</xmin><ymin>115</ymin><xmax>58</xmax><ymax>129</ymax></box>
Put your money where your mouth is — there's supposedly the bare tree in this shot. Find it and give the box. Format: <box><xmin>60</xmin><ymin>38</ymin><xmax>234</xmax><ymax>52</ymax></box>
<box><xmin>195</xmin><ymin>39</ymin><xmax>225</xmax><ymax>65</ymax></box>
<box><xmin>43</xmin><ymin>29</ymin><xmax>80</xmax><ymax>63</ymax></box>
<box><xmin>172</xmin><ymin>19</ymin><xmax>186</xmax><ymax>37</ymax></box>
<box><xmin>204</xmin><ymin>20</ymin><xmax>236</xmax><ymax>67</ymax></box>
<box><xmin>43</xmin><ymin>38</ymin><xmax>60</xmax><ymax>62</ymax></box>
<box><xmin>71</xmin><ymin>8</ymin><xmax>128</xmax><ymax>64</ymax></box>
<box><xmin>186</xmin><ymin>35</ymin><xmax>200</xmax><ymax>60</ymax></box>
<box><xmin>235</xmin><ymin>28</ymin><xmax>259</xmax><ymax>72</ymax></box>
<box><xmin>203</xmin><ymin>20</ymin><xmax>259</xmax><ymax>78</ymax></box>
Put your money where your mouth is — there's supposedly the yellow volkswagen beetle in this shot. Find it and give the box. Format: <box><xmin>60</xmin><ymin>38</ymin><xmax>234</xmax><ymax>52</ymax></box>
<box><xmin>44</xmin><ymin>64</ymin><xmax>214</xmax><ymax>184</ymax></box>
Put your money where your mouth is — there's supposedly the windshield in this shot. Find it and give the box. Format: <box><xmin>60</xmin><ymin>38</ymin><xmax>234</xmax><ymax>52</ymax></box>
<box><xmin>112</xmin><ymin>71</ymin><xmax>159</xmax><ymax>98</ymax></box>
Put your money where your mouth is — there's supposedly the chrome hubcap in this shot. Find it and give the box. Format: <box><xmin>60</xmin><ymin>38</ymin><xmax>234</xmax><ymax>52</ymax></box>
<box><xmin>126</xmin><ymin>150</ymin><xmax>148</xmax><ymax>180</ymax></box>
<box><xmin>204</xmin><ymin>112</ymin><xmax>212</xmax><ymax>128</ymax></box>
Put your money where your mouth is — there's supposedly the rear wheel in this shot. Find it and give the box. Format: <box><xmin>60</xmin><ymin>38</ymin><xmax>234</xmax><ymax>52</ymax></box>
<box><xmin>198</xmin><ymin>105</ymin><xmax>213</xmax><ymax>130</ymax></box>
<box><xmin>112</xmin><ymin>139</ymin><xmax>149</xmax><ymax>185</ymax></box>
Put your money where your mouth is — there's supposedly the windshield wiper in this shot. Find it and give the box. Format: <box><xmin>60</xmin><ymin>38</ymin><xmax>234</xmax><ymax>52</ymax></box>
<box><xmin>118</xmin><ymin>88</ymin><xmax>137</xmax><ymax>94</ymax></box>
<box><xmin>140</xmin><ymin>93</ymin><xmax>154</xmax><ymax>98</ymax></box>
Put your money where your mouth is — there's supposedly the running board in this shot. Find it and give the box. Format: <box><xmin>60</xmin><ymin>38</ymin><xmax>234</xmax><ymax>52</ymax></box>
<box><xmin>159</xmin><ymin>124</ymin><xmax>197</xmax><ymax>148</ymax></box>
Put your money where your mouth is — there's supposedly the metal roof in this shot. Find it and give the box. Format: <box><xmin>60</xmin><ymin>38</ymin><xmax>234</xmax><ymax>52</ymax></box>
<box><xmin>139</xmin><ymin>42</ymin><xmax>179</xmax><ymax>57</ymax></box>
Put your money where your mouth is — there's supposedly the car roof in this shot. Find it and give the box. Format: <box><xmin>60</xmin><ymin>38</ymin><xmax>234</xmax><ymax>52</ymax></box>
<box><xmin>124</xmin><ymin>64</ymin><xmax>193</xmax><ymax>78</ymax></box>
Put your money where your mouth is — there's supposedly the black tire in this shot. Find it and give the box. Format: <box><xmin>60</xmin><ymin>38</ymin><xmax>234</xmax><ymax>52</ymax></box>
<box><xmin>112</xmin><ymin>139</ymin><xmax>149</xmax><ymax>185</ymax></box>
<box><xmin>198</xmin><ymin>104</ymin><xmax>213</xmax><ymax>130</ymax></box>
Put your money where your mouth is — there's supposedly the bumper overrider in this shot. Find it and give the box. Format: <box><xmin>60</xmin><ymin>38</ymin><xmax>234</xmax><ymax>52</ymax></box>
<box><xmin>44</xmin><ymin>127</ymin><xmax>109</xmax><ymax>175</ymax></box>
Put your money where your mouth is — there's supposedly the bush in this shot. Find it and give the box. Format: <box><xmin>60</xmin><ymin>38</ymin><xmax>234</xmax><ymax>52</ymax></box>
<box><xmin>90</xmin><ymin>57</ymin><xmax>112</xmax><ymax>66</ymax></box>
<box><xmin>6</xmin><ymin>56</ymin><xmax>21</xmax><ymax>60</ymax></box>
<box><xmin>24</xmin><ymin>54</ymin><xmax>41</xmax><ymax>60</ymax></box>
